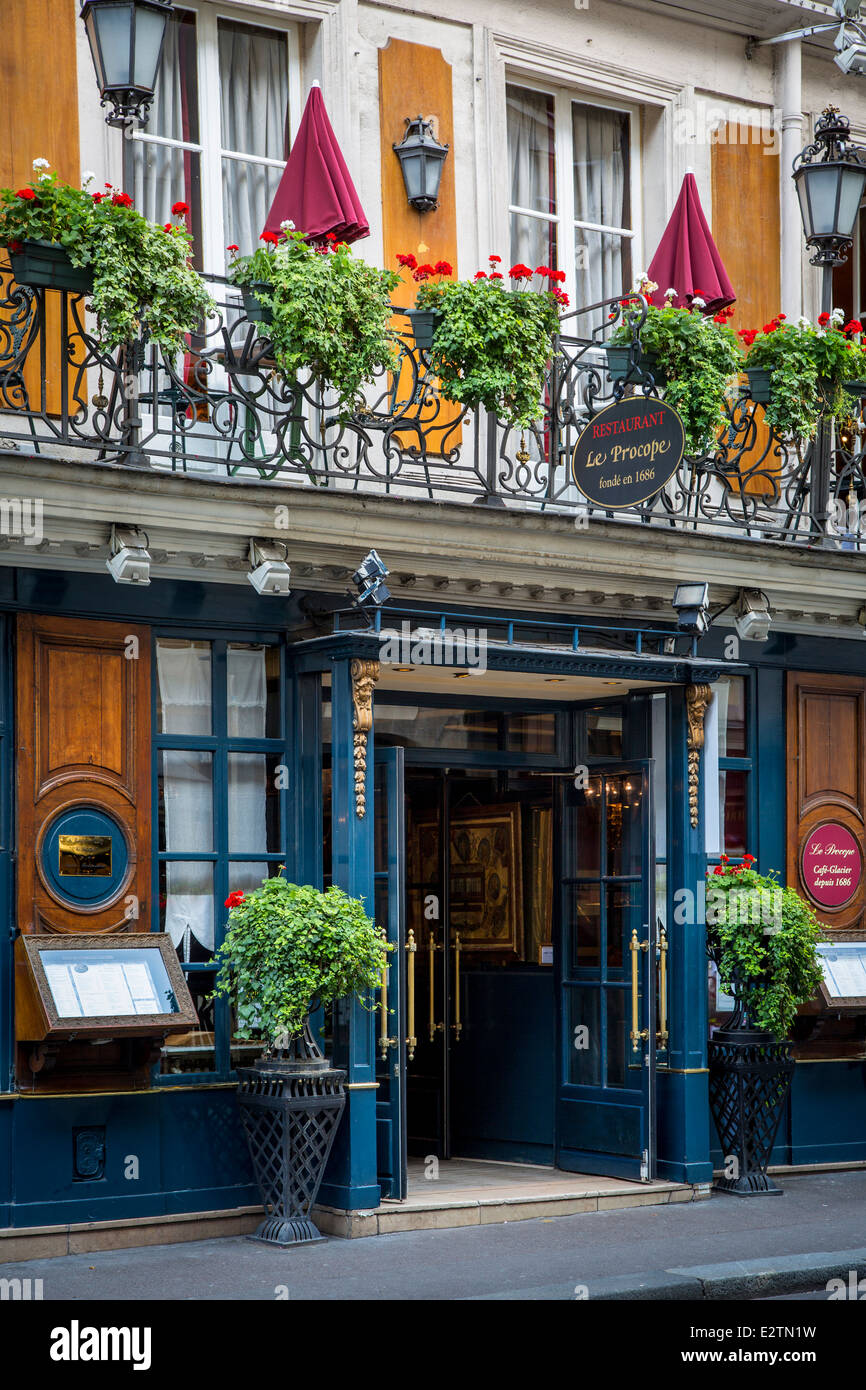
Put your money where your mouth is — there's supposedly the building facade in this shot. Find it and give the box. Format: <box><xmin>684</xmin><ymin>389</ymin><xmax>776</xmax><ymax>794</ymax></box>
<box><xmin>1</xmin><ymin>0</ymin><xmax>866</xmax><ymax>1241</ymax></box>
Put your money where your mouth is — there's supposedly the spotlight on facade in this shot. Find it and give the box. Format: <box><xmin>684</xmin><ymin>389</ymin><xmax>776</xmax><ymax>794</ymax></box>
<box><xmin>672</xmin><ymin>581</ymin><xmax>710</xmax><ymax>636</ymax></box>
<box><xmin>393</xmin><ymin>116</ymin><xmax>449</xmax><ymax>213</ymax></box>
<box><xmin>734</xmin><ymin>589</ymin><xmax>773</xmax><ymax>642</ymax></box>
<box><xmin>834</xmin><ymin>32</ymin><xmax>866</xmax><ymax>75</ymax></box>
<box><xmin>107</xmin><ymin>524</ymin><xmax>151</xmax><ymax>585</ymax></box>
<box><xmin>80</xmin><ymin>0</ymin><xmax>174</xmax><ymax>128</ymax></box>
<box><xmin>352</xmin><ymin>549</ymin><xmax>391</xmax><ymax>608</ymax></box>
<box><xmin>247</xmin><ymin>540</ymin><xmax>291</xmax><ymax>596</ymax></box>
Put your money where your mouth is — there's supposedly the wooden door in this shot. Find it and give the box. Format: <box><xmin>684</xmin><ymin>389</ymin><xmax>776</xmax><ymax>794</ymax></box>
<box><xmin>787</xmin><ymin>672</ymin><xmax>866</xmax><ymax>935</ymax></box>
<box><xmin>16</xmin><ymin>614</ymin><xmax>151</xmax><ymax>935</ymax></box>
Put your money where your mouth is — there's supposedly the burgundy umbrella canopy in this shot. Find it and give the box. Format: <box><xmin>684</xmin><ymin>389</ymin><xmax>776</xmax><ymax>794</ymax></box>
<box><xmin>646</xmin><ymin>173</ymin><xmax>735</xmax><ymax>314</ymax></box>
<box><xmin>263</xmin><ymin>83</ymin><xmax>369</xmax><ymax>244</ymax></box>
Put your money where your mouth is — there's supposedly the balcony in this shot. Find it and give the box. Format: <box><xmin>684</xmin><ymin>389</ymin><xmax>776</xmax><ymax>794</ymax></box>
<box><xmin>0</xmin><ymin>263</ymin><xmax>863</xmax><ymax>552</ymax></box>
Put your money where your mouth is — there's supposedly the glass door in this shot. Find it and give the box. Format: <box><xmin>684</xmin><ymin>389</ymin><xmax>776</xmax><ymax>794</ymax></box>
<box><xmin>556</xmin><ymin>762</ymin><xmax>656</xmax><ymax>1180</ymax></box>
<box><xmin>374</xmin><ymin>747</ymin><xmax>408</xmax><ymax>1199</ymax></box>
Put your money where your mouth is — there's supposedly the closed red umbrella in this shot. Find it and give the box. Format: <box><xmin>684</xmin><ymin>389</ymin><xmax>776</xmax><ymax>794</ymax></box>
<box><xmin>263</xmin><ymin>82</ymin><xmax>369</xmax><ymax>244</ymax></box>
<box><xmin>646</xmin><ymin>172</ymin><xmax>734</xmax><ymax>314</ymax></box>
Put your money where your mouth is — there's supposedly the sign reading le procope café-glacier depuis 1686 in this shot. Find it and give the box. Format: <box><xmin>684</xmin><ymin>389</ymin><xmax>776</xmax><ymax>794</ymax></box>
<box><xmin>571</xmin><ymin>397</ymin><xmax>685</xmax><ymax>509</ymax></box>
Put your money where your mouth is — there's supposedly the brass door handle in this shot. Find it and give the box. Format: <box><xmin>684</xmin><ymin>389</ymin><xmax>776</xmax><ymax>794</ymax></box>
<box><xmin>657</xmin><ymin>929</ymin><xmax>669</xmax><ymax>1048</ymax></box>
<box><xmin>405</xmin><ymin>929</ymin><xmax>417</xmax><ymax>1061</ymax></box>
<box><xmin>429</xmin><ymin>932</ymin><xmax>443</xmax><ymax>1041</ymax></box>
<box><xmin>378</xmin><ymin>948</ymin><xmax>398</xmax><ymax>1059</ymax></box>
<box><xmin>452</xmin><ymin>931</ymin><xmax>462</xmax><ymax>1040</ymax></box>
<box><xmin>630</xmin><ymin>928</ymin><xmax>649</xmax><ymax>1053</ymax></box>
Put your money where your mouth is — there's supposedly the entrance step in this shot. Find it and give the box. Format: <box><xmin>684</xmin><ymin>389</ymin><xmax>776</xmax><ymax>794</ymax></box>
<box><xmin>314</xmin><ymin>1158</ymin><xmax>710</xmax><ymax>1238</ymax></box>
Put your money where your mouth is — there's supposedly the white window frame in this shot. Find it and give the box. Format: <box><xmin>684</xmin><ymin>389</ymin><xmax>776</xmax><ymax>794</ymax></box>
<box><xmin>506</xmin><ymin>77</ymin><xmax>643</xmax><ymax>314</ymax></box>
<box><xmin>129</xmin><ymin>0</ymin><xmax>301</xmax><ymax>271</ymax></box>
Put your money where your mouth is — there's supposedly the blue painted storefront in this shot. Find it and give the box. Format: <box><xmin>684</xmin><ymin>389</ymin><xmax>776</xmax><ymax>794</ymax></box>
<box><xmin>0</xmin><ymin>563</ymin><xmax>865</xmax><ymax>1232</ymax></box>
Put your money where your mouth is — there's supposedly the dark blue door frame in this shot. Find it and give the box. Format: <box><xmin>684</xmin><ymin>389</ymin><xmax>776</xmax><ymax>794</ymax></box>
<box><xmin>373</xmin><ymin>746</ymin><xmax>407</xmax><ymax>1198</ymax></box>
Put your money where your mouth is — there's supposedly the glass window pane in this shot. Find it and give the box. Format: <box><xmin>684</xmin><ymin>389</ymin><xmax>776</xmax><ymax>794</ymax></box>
<box><xmin>156</xmin><ymin>640</ymin><xmax>212</xmax><ymax>734</ymax></box>
<box><xmin>573</xmin><ymin>777</ymin><xmax>602</xmax><ymax>875</ymax></box>
<box><xmin>586</xmin><ymin>708</ymin><xmax>622</xmax><ymax>758</ymax></box>
<box><xmin>218</xmin><ymin>19</ymin><xmax>288</xmax><ymax>258</ymax></box>
<box><xmin>226</xmin><ymin>862</ymin><xmax>281</xmax><ymax>897</ymax></box>
<box><xmin>720</xmin><ymin>769</ymin><xmax>748</xmax><ymax>856</ymax></box>
<box><xmin>373</xmin><ymin>705</ymin><xmax>500</xmax><ymax>751</ymax></box>
<box><xmin>506</xmin><ymin>712</ymin><xmax>557</xmax><ymax>754</ymax></box>
<box><xmin>606</xmin><ymin>987</ymin><xmax>628</xmax><ymax>1088</ymax></box>
<box><xmin>509</xmin><ymin>211</ymin><xmax>557</xmax><ymax>278</ymax></box>
<box><xmin>507</xmin><ymin>84</ymin><xmax>556</xmax><ymax>217</ymax></box>
<box><xmin>573</xmin><ymin>228</ymin><xmax>632</xmax><ymax>321</ymax></box>
<box><xmin>159</xmin><ymin>861</ymin><xmax>214</xmax><ymax>963</ymax></box>
<box><xmin>568</xmin><ymin>883</ymin><xmax>601</xmax><ymax>970</ymax></box>
<box><xmin>228</xmin><ymin>752</ymin><xmax>280</xmax><ymax>853</ymax></box>
<box><xmin>158</xmin><ymin>750</ymin><xmax>213</xmax><ymax>851</ymax></box>
<box><xmin>161</xmin><ymin>967</ymin><xmax>215</xmax><ymax>1075</ymax></box>
<box><xmin>606</xmin><ymin>774</ymin><xmax>642</xmax><ymax>877</ymax></box>
<box><xmin>572</xmin><ymin>101</ymin><xmax>630</xmax><ymax>230</ymax></box>
<box><xmin>606</xmin><ymin>881</ymin><xmax>639</xmax><ymax>970</ymax></box>
<box><xmin>568</xmin><ymin>985</ymin><xmax>601</xmax><ymax>1085</ymax></box>
<box><xmin>717</xmin><ymin>676</ymin><xmax>747</xmax><ymax>757</ymax></box>
<box><xmin>226</xmin><ymin>643</ymin><xmax>277</xmax><ymax>737</ymax></box>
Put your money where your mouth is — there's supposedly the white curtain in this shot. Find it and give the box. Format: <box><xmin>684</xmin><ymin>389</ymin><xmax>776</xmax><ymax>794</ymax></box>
<box><xmin>226</xmin><ymin>645</ymin><xmax>269</xmax><ymax>892</ymax></box>
<box><xmin>125</xmin><ymin>11</ymin><xmax>199</xmax><ymax>228</ymax></box>
<box><xmin>572</xmin><ymin>102</ymin><xmax>630</xmax><ymax>309</ymax></box>
<box><xmin>218</xmin><ymin>19</ymin><xmax>288</xmax><ymax>257</ymax></box>
<box><xmin>507</xmin><ymin>85</ymin><xmax>556</xmax><ymax>272</ymax></box>
<box><xmin>157</xmin><ymin>642</ymin><xmax>213</xmax><ymax>959</ymax></box>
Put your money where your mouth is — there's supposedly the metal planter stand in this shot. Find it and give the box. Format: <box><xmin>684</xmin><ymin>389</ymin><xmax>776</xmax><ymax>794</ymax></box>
<box><xmin>236</xmin><ymin>1018</ymin><xmax>346</xmax><ymax>1246</ymax></box>
<box><xmin>708</xmin><ymin>999</ymin><xmax>794</xmax><ymax>1197</ymax></box>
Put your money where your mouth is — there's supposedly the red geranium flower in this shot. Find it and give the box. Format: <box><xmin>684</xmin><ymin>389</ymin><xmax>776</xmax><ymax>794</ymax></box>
<box><xmin>92</xmin><ymin>192</ymin><xmax>105</xmax><ymax>203</ymax></box>
<box><xmin>111</xmin><ymin>191</ymin><xmax>133</xmax><ymax>208</ymax></box>
<box><xmin>777</xmin><ymin>312</ymin><xmax>786</xmax><ymax>320</ymax></box>
<box><xmin>508</xmin><ymin>263</ymin><xmax>533</xmax><ymax>279</ymax></box>
<box><xmin>535</xmin><ymin>265</ymin><xmax>551</xmax><ymax>276</ymax></box>
<box><xmin>7</xmin><ymin>240</ymin><xmax>22</xmax><ymax>253</ymax></box>
<box><xmin>720</xmin><ymin>854</ymin><xmax>729</xmax><ymax>863</ymax></box>
<box><xmin>172</xmin><ymin>201</ymin><xmax>189</xmax><ymax>216</ymax></box>
<box><xmin>713</xmin><ymin>865</ymin><xmax>724</xmax><ymax>875</ymax></box>
<box><xmin>225</xmin><ymin>890</ymin><xmax>246</xmax><ymax>909</ymax></box>
<box><xmin>16</xmin><ymin>188</ymin><xmax>35</xmax><ymax>200</ymax></box>
<box><xmin>488</xmin><ymin>254</ymin><xmax>502</xmax><ymax>263</ymax></box>
<box><xmin>489</xmin><ymin>271</ymin><xmax>504</xmax><ymax>280</ymax></box>
<box><xmin>227</xmin><ymin>244</ymin><xmax>239</xmax><ymax>254</ymax></box>
<box><xmin>163</xmin><ymin>223</ymin><xmax>173</xmax><ymax>231</ymax></box>
<box><xmin>326</xmin><ymin>232</ymin><xmax>337</xmax><ymax>242</ymax></box>
<box><xmin>553</xmin><ymin>269</ymin><xmax>566</xmax><ymax>284</ymax></box>
<box><xmin>396</xmin><ymin>252</ymin><xmax>417</xmax><ymax>270</ymax></box>
<box><xmin>260</xmin><ymin>230</ymin><xmax>279</xmax><ymax>245</ymax></box>
<box><xmin>743</xmin><ymin>853</ymin><xmax>756</xmax><ymax>864</ymax></box>
<box><xmin>434</xmin><ymin>260</ymin><xmax>452</xmax><ymax>276</ymax></box>
<box><xmin>412</xmin><ymin>263</ymin><xmax>436</xmax><ymax>281</ymax></box>
<box><xmin>553</xmin><ymin>287</ymin><xmax>569</xmax><ymax>306</ymax></box>
<box><xmin>844</xmin><ymin>319</ymin><xmax>863</xmax><ymax>335</ymax></box>
<box><xmin>818</xmin><ymin>311</ymin><xmax>831</xmax><ymax>326</ymax></box>
<box><xmin>474</xmin><ymin>270</ymin><xmax>487</xmax><ymax>280</ymax></box>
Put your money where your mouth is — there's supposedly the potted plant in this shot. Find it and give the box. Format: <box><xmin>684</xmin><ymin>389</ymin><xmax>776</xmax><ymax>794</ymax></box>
<box><xmin>228</xmin><ymin>225</ymin><xmax>400</xmax><ymax>414</ymax></box>
<box><xmin>706</xmin><ymin>853</ymin><xmax>824</xmax><ymax>1196</ymax></box>
<box><xmin>394</xmin><ymin>253</ymin><xmax>452</xmax><ymax>349</ymax></box>
<box><xmin>739</xmin><ymin>311</ymin><xmax>866</xmax><ymax>440</ymax></box>
<box><xmin>213</xmin><ymin>875</ymin><xmax>387</xmax><ymax>1245</ymax></box>
<box><xmin>607</xmin><ymin>281</ymin><xmax>742</xmax><ymax>454</ymax></box>
<box><xmin>0</xmin><ymin>162</ymin><xmax>213</xmax><ymax>351</ymax></box>
<box><xmin>413</xmin><ymin>256</ymin><xmax>566</xmax><ymax>429</ymax></box>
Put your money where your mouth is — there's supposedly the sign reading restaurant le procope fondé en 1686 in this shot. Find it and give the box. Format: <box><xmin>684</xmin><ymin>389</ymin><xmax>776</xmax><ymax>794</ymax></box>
<box><xmin>571</xmin><ymin>397</ymin><xmax>685</xmax><ymax>509</ymax></box>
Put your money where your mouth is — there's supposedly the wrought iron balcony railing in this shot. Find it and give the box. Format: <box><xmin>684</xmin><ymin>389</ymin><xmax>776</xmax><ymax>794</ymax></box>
<box><xmin>0</xmin><ymin>263</ymin><xmax>864</xmax><ymax>551</ymax></box>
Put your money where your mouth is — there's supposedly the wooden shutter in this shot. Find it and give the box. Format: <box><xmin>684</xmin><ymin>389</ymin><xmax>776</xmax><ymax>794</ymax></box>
<box><xmin>787</xmin><ymin>671</ymin><xmax>866</xmax><ymax>935</ymax></box>
<box><xmin>16</xmin><ymin>614</ymin><xmax>152</xmax><ymax>935</ymax></box>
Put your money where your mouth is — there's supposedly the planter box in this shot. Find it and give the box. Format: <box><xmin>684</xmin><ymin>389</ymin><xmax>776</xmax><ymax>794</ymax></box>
<box><xmin>746</xmin><ymin>368</ymin><xmax>772</xmax><ymax>403</ymax></box>
<box><xmin>844</xmin><ymin>380</ymin><xmax>866</xmax><ymax>399</ymax></box>
<box><xmin>8</xmin><ymin>239</ymin><xmax>93</xmax><ymax>293</ymax></box>
<box><xmin>241</xmin><ymin>281</ymin><xmax>273</xmax><ymax>325</ymax></box>
<box><xmin>407</xmin><ymin>308</ymin><xmax>440</xmax><ymax>352</ymax></box>
<box><xmin>604</xmin><ymin>343</ymin><xmax>660</xmax><ymax>382</ymax></box>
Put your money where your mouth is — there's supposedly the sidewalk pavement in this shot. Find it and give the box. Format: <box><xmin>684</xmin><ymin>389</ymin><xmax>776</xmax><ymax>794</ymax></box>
<box><xmin>2</xmin><ymin>1171</ymin><xmax>865</xmax><ymax>1301</ymax></box>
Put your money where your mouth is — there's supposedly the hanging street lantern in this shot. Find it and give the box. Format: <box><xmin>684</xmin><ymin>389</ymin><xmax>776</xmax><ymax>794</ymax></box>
<box><xmin>793</xmin><ymin>105</ymin><xmax>866</xmax><ymax>271</ymax></box>
<box><xmin>80</xmin><ymin>0</ymin><xmax>173</xmax><ymax>128</ymax></box>
<box><xmin>393</xmin><ymin>116</ymin><xmax>449</xmax><ymax>213</ymax></box>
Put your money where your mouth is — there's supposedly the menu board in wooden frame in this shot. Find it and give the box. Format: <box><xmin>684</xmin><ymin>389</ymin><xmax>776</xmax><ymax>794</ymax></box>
<box><xmin>15</xmin><ymin>933</ymin><xmax>198</xmax><ymax>1043</ymax></box>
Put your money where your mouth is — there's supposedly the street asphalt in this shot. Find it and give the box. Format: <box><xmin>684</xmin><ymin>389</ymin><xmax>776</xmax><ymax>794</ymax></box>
<box><xmin>3</xmin><ymin>1170</ymin><xmax>866</xmax><ymax>1301</ymax></box>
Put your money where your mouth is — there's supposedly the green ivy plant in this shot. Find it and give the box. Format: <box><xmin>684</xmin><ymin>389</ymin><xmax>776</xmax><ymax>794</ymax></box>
<box><xmin>740</xmin><ymin>311</ymin><xmax>866</xmax><ymax>441</ymax></box>
<box><xmin>229</xmin><ymin>226</ymin><xmax>400</xmax><ymax>414</ymax></box>
<box><xmin>609</xmin><ymin>282</ymin><xmax>742</xmax><ymax>454</ymax></box>
<box><xmin>0</xmin><ymin>163</ymin><xmax>212</xmax><ymax>351</ymax></box>
<box><xmin>706</xmin><ymin>854</ymin><xmax>824</xmax><ymax>1039</ymax></box>
<box><xmin>213</xmin><ymin>877</ymin><xmax>388</xmax><ymax>1045</ymax></box>
<box><xmin>413</xmin><ymin>257</ymin><xmax>565</xmax><ymax>429</ymax></box>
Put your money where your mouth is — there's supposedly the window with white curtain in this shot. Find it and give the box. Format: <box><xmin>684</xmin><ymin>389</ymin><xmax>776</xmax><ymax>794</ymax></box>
<box><xmin>124</xmin><ymin>3</ymin><xmax>298</xmax><ymax>271</ymax></box>
<box><xmin>507</xmin><ymin>82</ymin><xmax>640</xmax><ymax>322</ymax></box>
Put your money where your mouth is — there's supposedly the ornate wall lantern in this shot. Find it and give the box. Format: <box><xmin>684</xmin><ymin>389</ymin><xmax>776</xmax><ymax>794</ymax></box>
<box><xmin>80</xmin><ymin>0</ymin><xmax>173</xmax><ymax>128</ymax></box>
<box><xmin>393</xmin><ymin>116</ymin><xmax>449</xmax><ymax>213</ymax></box>
<box><xmin>793</xmin><ymin>106</ymin><xmax>866</xmax><ymax>274</ymax></box>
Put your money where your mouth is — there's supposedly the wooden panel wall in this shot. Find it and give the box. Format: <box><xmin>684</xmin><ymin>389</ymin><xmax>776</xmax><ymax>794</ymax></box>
<box><xmin>787</xmin><ymin>672</ymin><xmax>866</xmax><ymax>936</ymax></box>
<box><xmin>16</xmin><ymin>614</ymin><xmax>152</xmax><ymax>937</ymax></box>
<box><xmin>711</xmin><ymin>129</ymin><xmax>780</xmax><ymax>333</ymax></box>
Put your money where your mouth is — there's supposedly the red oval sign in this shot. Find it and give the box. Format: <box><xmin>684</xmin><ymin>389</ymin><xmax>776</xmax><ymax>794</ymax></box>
<box><xmin>801</xmin><ymin>822</ymin><xmax>863</xmax><ymax>909</ymax></box>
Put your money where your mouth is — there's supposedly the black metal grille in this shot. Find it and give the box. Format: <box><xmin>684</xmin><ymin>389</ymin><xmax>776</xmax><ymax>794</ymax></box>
<box><xmin>708</xmin><ymin>1034</ymin><xmax>795</xmax><ymax>1196</ymax></box>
